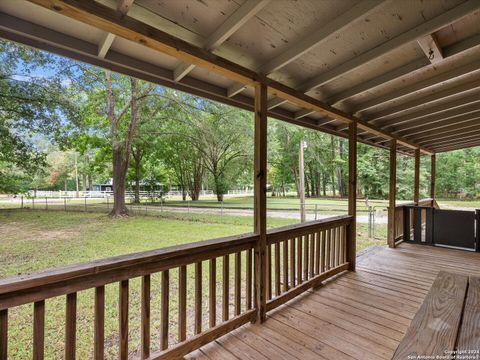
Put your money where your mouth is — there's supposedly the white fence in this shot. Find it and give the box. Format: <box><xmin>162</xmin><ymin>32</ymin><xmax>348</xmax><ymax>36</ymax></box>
<box><xmin>27</xmin><ymin>189</ymin><xmax>255</xmax><ymax>199</ymax></box>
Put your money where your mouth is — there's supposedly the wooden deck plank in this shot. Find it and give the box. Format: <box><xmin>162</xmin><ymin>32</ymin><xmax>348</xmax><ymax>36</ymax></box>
<box><xmin>392</xmin><ymin>271</ymin><xmax>468</xmax><ymax>360</ymax></box>
<box><xmin>190</xmin><ymin>243</ymin><xmax>480</xmax><ymax>360</ymax></box>
<box><xmin>457</xmin><ymin>276</ymin><xmax>480</xmax><ymax>351</ymax></box>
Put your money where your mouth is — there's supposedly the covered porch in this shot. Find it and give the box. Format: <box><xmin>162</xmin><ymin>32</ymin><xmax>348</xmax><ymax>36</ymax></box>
<box><xmin>1</xmin><ymin>0</ymin><xmax>480</xmax><ymax>359</ymax></box>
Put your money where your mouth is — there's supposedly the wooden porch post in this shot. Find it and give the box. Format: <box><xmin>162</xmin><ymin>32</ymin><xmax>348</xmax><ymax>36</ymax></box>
<box><xmin>388</xmin><ymin>139</ymin><xmax>397</xmax><ymax>248</ymax></box>
<box><xmin>347</xmin><ymin>121</ymin><xmax>357</xmax><ymax>271</ymax></box>
<box><xmin>430</xmin><ymin>154</ymin><xmax>436</xmax><ymax>200</ymax></box>
<box><xmin>254</xmin><ymin>83</ymin><xmax>267</xmax><ymax>323</ymax></box>
<box><xmin>414</xmin><ymin>148</ymin><xmax>420</xmax><ymax>204</ymax></box>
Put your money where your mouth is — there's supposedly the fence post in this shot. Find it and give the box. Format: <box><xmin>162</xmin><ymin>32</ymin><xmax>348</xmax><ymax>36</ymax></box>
<box><xmin>21</xmin><ymin>196</ymin><xmax>23</xmax><ymax>209</ymax></box>
<box><xmin>64</xmin><ymin>198</ymin><xmax>67</xmax><ymax>212</ymax></box>
<box><xmin>32</xmin><ymin>197</ymin><xmax>35</xmax><ymax>210</ymax></box>
<box><xmin>45</xmin><ymin>197</ymin><xmax>48</xmax><ymax>211</ymax></box>
<box><xmin>368</xmin><ymin>206</ymin><xmax>373</xmax><ymax>238</ymax></box>
<box><xmin>315</xmin><ymin>204</ymin><xmax>318</xmax><ymax>220</ymax></box>
<box><xmin>84</xmin><ymin>197</ymin><xmax>87</xmax><ymax>212</ymax></box>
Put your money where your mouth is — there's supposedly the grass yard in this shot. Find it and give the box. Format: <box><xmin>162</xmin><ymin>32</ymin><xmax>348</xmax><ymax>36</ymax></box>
<box><xmin>0</xmin><ymin>209</ymin><xmax>386</xmax><ymax>359</ymax></box>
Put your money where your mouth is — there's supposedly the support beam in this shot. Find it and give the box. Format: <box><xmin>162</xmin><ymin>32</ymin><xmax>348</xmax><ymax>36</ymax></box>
<box><xmin>430</xmin><ymin>154</ymin><xmax>436</xmax><ymax>200</ymax></box>
<box><xmin>298</xmin><ymin>0</ymin><xmax>480</xmax><ymax>93</ymax></box>
<box><xmin>388</xmin><ymin>140</ymin><xmax>397</xmax><ymax>248</ymax></box>
<box><xmin>347</xmin><ymin>121</ymin><xmax>357</xmax><ymax>271</ymax></box>
<box><xmin>267</xmin><ymin>97</ymin><xmax>287</xmax><ymax>110</ymax></box>
<box><xmin>414</xmin><ymin>149</ymin><xmax>420</xmax><ymax>204</ymax></box>
<box><xmin>23</xmin><ymin>0</ymin><xmax>434</xmax><ymax>154</ymax></box>
<box><xmin>173</xmin><ymin>0</ymin><xmax>270</xmax><ymax>81</ymax></box>
<box><xmin>417</xmin><ymin>34</ymin><xmax>443</xmax><ymax>64</ymax></box>
<box><xmin>253</xmin><ymin>83</ymin><xmax>267</xmax><ymax>323</ymax></box>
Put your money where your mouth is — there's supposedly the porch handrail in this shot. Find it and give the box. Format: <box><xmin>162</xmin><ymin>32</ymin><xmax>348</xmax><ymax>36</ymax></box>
<box><xmin>0</xmin><ymin>215</ymin><xmax>353</xmax><ymax>359</ymax></box>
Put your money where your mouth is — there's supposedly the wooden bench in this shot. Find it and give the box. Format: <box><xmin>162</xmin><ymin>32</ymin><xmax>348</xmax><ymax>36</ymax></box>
<box><xmin>393</xmin><ymin>271</ymin><xmax>480</xmax><ymax>359</ymax></box>
<box><xmin>457</xmin><ymin>276</ymin><xmax>480</xmax><ymax>352</ymax></box>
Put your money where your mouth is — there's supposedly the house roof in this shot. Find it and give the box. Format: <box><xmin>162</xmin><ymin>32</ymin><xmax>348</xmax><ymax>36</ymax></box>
<box><xmin>1</xmin><ymin>0</ymin><xmax>479</xmax><ymax>154</ymax></box>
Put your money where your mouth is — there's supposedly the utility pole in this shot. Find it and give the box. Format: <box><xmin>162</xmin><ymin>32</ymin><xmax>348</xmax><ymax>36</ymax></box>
<box><xmin>74</xmin><ymin>152</ymin><xmax>79</xmax><ymax>198</ymax></box>
<box><xmin>299</xmin><ymin>139</ymin><xmax>306</xmax><ymax>222</ymax></box>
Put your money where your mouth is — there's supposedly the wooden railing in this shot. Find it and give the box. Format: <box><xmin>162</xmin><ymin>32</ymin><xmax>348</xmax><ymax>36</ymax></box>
<box><xmin>393</xmin><ymin>198</ymin><xmax>435</xmax><ymax>245</ymax></box>
<box><xmin>0</xmin><ymin>216</ymin><xmax>353</xmax><ymax>359</ymax></box>
<box><xmin>265</xmin><ymin>215</ymin><xmax>352</xmax><ymax>311</ymax></box>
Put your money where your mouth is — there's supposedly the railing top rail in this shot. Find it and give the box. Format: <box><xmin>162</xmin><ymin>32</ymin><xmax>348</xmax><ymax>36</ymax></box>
<box><xmin>267</xmin><ymin>215</ymin><xmax>353</xmax><ymax>243</ymax></box>
<box><xmin>0</xmin><ymin>232</ymin><xmax>258</xmax><ymax>297</ymax></box>
<box><xmin>394</xmin><ymin>198</ymin><xmax>434</xmax><ymax>209</ymax></box>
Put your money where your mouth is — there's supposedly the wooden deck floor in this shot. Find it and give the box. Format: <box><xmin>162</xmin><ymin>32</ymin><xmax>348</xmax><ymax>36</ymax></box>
<box><xmin>185</xmin><ymin>243</ymin><xmax>480</xmax><ymax>360</ymax></box>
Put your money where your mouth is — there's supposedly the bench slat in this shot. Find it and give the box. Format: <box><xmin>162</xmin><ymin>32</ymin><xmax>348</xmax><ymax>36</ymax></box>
<box><xmin>393</xmin><ymin>271</ymin><xmax>468</xmax><ymax>359</ymax></box>
<box><xmin>457</xmin><ymin>276</ymin><xmax>480</xmax><ymax>351</ymax></box>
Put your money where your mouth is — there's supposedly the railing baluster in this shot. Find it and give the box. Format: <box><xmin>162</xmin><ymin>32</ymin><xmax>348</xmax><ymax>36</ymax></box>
<box><xmin>160</xmin><ymin>270</ymin><xmax>169</xmax><ymax>350</ymax></box>
<box><xmin>246</xmin><ymin>249</ymin><xmax>252</xmax><ymax>310</ymax></box>
<box><xmin>309</xmin><ymin>233</ymin><xmax>315</xmax><ymax>278</ymax></box>
<box><xmin>274</xmin><ymin>242</ymin><xmax>281</xmax><ymax>297</ymax></box>
<box><xmin>65</xmin><ymin>293</ymin><xmax>77</xmax><ymax>360</ymax></box>
<box><xmin>303</xmin><ymin>234</ymin><xmax>309</xmax><ymax>280</ymax></box>
<box><xmin>195</xmin><ymin>262</ymin><xmax>202</xmax><ymax>335</ymax></box>
<box><xmin>337</xmin><ymin>226</ymin><xmax>342</xmax><ymax>266</ymax></box>
<box><xmin>282</xmin><ymin>239</ymin><xmax>288</xmax><ymax>293</ymax></box>
<box><xmin>222</xmin><ymin>255</ymin><xmax>229</xmax><ymax>322</ymax></box>
<box><xmin>119</xmin><ymin>280</ymin><xmax>129</xmax><ymax>360</ymax></box>
<box><xmin>315</xmin><ymin>231</ymin><xmax>321</xmax><ymax>275</ymax></box>
<box><xmin>290</xmin><ymin>237</ymin><xmax>296</xmax><ymax>287</ymax></box>
<box><xmin>266</xmin><ymin>245</ymin><xmax>272</xmax><ymax>300</ymax></box>
<box><xmin>332</xmin><ymin>228</ymin><xmax>337</xmax><ymax>267</ymax></box>
<box><xmin>209</xmin><ymin>259</ymin><xmax>216</xmax><ymax>327</ymax></box>
<box><xmin>33</xmin><ymin>300</ymin><xmax>45</xmax><ymax>360</ymax></box>
<box><xmin>179</xmin><ymin>265</ymin><xmax>187</xmax><ymax>342</ymax></box>
<box><xmin>343</xmin><ymin>225</ymin><xmax>348</xmax><ymax>263</ymax></box>
<box><xmin>141</xmin><ymin>275</ymin><xmax>151</xmax><ymax>359</ymax></box>
<box><xmin>321</xmin><ymin>230</ymin><xmax>326</xmax><ymax>273</ymax></box>
<box><xmin>297</xmin><ymin>236</ymin><xmax>303</xmax><ymax>284</ymax></box>
<box><xmin>326</xmin><ymin>229</ymin><xmax>331</xmax><ymax>271</ymax></box>
<box><xmin>0</xmin><ymin>309</ymin><xmax>7</xmax><ymax>360</ymax></box>
<box><xmin>235</xmin><ymin>252</ymin><xmax>241</xmax><ymax>316</ymax></box>
<box><xmin>94</xmin><ymin>286</ymin><xmax>105</xmax><ymax>360</ymax></box>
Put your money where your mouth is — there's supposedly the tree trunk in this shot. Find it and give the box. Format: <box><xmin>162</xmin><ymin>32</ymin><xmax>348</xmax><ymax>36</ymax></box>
<box><xmin>82</xmin><ymin>174</ymin><xmax>87</xmax><ymax>192</ymax></box>
<box><xmin>88</xmin><ymin>175</ymin><xmax>93</xmax><ymax>191</ymax></box>
<box><xmin>132</xmin><ymin>148</ymin><xmax>143</xmax><ymax>204</ymax></box>
<box><xmin>64</xmin><ymin>178</ymin><xmax>68</xmax><ymax>192</ymax></box>
<box><xmin>110</xmin><ymin>145</ymin><xmax>128</xmax><ymax>216</ymax></box>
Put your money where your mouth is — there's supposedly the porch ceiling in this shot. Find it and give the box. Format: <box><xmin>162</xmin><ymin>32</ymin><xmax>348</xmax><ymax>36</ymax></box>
<box><xmin>1</xmin><ymin>0</ymin><xmax>479</xmax><ymax>154</ymax></box>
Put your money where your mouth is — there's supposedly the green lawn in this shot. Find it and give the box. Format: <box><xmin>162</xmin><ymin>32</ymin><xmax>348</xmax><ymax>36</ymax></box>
<box><xmin>0</xmin><ymin>209</ymin><xmax>385</xmax><ymax>359</ymax></box>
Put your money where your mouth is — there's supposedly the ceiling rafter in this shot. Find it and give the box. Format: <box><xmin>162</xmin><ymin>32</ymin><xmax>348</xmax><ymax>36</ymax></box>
<box><xmin>327</xmin><ymin>32</ymin><xmax>480</xmax><ymax>109</ymax></box>
<box><xmin>394</xmin><ymin>110</ymin><xmax>480</xmax><ymax>136</ymax></box>
<box><xmin>297</xmin><ymin>0</ymin><xmax>480</xmax><ymax>93</ymax></box>
<box><xmin>433</xmin><ymin>139</ymin><xmax>480</xmax><ymax>152</ymax></box>
<box><xmin>173</xmin><ymin>0</ymin><xmax>270</xmax><ymax>82</ymax></box>
<box><xmin>418</xmin><ymin>128</ymin><xmax>480</xmax><ymax>147</ymax></box>
<box><xmin>354</xmin><ymin>59</ymin><xmax>480</xmax><ymax>115</ymax></box>
<box><xmin>379</xmin><ymin>95</ymin><xmax>480</xmax><ymax>130</ymax></box>
<box><xmin>226</xmin><ymin>0</ymin><xmax>385</xmax><ymax>99</ymax></box>
<box><xmin>367</xmin><ymin>78</ymin><xmax>480</xmax><ymax>122</ymax></box>
<box><xmin>97</xmin><ymin>0</ymin><xmax>134</xmax><ymax>58</ymax></box>
<box><xmin>409</xmin><ymin>119</ymin><xmax>480</xmax><ymax>143</ymax></box>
